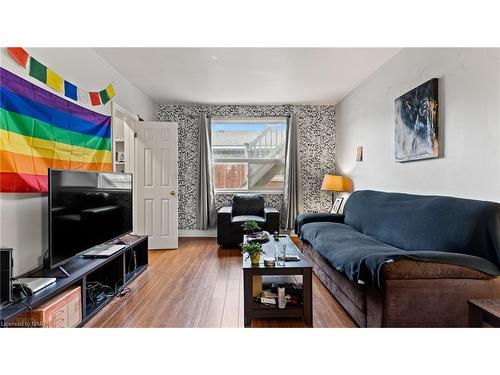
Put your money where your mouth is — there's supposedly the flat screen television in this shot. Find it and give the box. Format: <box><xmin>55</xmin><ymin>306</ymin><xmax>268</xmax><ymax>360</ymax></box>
<box><xmin>48</xmin><ymin>169</ymin><xmax>133</xmax><ymax>269</ymax></box>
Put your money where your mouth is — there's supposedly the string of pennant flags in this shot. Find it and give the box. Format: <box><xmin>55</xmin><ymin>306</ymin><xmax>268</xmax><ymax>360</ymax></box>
<box><xmin>7</xmin><ymin>47</ymin><xmax>116</xmax><ymax>106</ymax></box>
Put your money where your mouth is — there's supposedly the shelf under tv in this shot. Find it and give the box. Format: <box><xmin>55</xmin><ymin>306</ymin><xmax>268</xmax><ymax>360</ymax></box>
<box><xmin>0</xmin><ymin>235</ymin><xmax>148</xmax><ymax>328</ymax></box>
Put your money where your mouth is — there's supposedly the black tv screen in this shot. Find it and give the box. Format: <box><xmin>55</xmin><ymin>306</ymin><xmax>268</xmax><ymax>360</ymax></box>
<box><xmin>48</xmin><ymin>169</ymin><xmax>133</xmax><ymax>268</ymax></box>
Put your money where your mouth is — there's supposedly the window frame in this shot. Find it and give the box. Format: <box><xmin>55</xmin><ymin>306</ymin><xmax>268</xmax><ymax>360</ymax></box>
<box><xmin>210</xmin><ymin>117</ymin><xmax>288</xmax><ymax>193</ymax></box>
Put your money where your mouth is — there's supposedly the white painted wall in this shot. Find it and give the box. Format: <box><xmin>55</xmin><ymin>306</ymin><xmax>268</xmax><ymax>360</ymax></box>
<box><xmin>0</xmin><ymin>47</ymin><xmax>157</xmax><ymax>275</ymax></box>
<box><xmin>336</xmin><ymin>48</ymin><xmax>500</xmax><ymax>203</ymax></box>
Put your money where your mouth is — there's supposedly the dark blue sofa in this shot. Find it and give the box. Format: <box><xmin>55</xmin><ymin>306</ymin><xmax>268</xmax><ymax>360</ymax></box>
<box><xmin>296</xmin><ymin>190</ymin><xmax>500</xmax><ymax>327</ymax></box>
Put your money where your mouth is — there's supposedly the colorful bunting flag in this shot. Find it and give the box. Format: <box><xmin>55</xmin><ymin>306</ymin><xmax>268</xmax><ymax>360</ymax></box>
<box><xmin>105</xmin><ymin>83</ymin><xmax>115</xmax><ymax>98</ymax></box>
<box><xmin>7</xmin><ymin>47</ymin><xmax>29</xmax><ymax>68</ymax></box>
<box><xmin>77</xmin><ymin>87</ymin><xmax>90</xmax><ymax>106</ymax></box>
<box><xmin>29</xmin><ymin>57</ymin><xmax>47</xmax><ymax>84</ymax></box>
<box><xmin>47</xmin><ymin>69</ymin><xmax>64</xmax><ymax>93</ymax></box>
<box><xmin>7</xmin><ymin>47</ymin><xmax>116</xmax><ymax>106</ymax></box>
<box><xmin>64</xmin><ymin>81</ymin><xmax>78</xmax><ymax>101</ymax></box>
<box><xmin>99</xmin><ymin>88</ymin><xmax>111</xmax><ymax>105</ymax></box>
<box><xmin>89</xmin><ymin>92</ymin><xmax>101</xmax><ymax>106</ymax></box>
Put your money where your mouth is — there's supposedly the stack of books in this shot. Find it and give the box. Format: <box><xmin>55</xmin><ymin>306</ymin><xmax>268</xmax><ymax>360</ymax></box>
<box><xmin>255</xmin><ymin>282</ymin><xmax>303</xmax><ymax>307</ymax></box>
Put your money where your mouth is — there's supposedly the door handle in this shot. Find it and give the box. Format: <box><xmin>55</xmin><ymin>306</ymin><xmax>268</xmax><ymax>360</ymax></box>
<box><xmin>170</xmin><ymin>191</ymin><xmax>176</xmax><ymax>196</ymax></box>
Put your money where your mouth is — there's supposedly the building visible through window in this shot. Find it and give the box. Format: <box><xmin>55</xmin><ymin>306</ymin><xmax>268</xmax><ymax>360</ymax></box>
<box><xmin>211</xmin><ymin>118</ymin><xmax>287</xmax><ymax>191</ymax></box>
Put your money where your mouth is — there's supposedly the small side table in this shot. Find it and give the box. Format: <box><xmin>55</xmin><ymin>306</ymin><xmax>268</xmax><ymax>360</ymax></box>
<box><xmin>468</xmin><ymin>299</ymin><xmax>500</xmax><ymax>328</ymax></box>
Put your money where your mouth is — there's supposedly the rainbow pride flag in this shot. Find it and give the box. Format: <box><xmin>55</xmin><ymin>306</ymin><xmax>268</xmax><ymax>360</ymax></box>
<box><xmin>0</xmin><ymin>67</ymin><xmax>113</xmax><ymax>192</ymax></box>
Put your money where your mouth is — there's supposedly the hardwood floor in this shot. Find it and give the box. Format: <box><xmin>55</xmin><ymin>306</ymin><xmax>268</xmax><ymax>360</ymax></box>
<box><xmin>85</xmin><ymin>237</ymin><xmax>356</xmax><ymax>328</ymax></box>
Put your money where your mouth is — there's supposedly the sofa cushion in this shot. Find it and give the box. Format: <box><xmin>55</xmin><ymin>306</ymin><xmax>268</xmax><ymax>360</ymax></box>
<box><xmin>231</xmin><ymin>215</ymin><xmax>266</xmax><ymax>233</ymax></box>
<box><xmin>382</xmin><ymin>259</ymin><xmax>494</xmax><ymax>280</ymax></box>
<box><xmin>300</xmin><ymin>221</ymin><xmax>399</xmax><ymax>278</ymax></box>
<box><xmin>343</xmin><ymin>190</ymin><xmax>500</xmax><ymax>267</ymax></box>
<box><xmin>301</xmin><ymin>242</ymin><xmax>366</xmax><ymax>320</ymax></box>
<box><xmin>231</xmin><ymin>215</ymin><xmax>266</xmax><ymax>224</ymax></box>
<box><xmin>232</xmin><ymin>194</ymin><xmax>264</xmax><ymax>216</ymax></box>
<box><xmin>300</xmin><ymin>221</ymin><xmax>500</xmax><ymax>287</ymax></box>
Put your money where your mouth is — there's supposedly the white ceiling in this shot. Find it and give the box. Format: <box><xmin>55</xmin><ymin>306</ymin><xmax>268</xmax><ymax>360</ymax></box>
<box><xmin>94</xmin><ymin>48</ymin><xmax>401</xmax><ymax>105</ymax></box>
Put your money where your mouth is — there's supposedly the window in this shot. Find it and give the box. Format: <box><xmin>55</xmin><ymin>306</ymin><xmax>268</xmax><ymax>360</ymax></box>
<box><xmin>211</xmin><ymin>118</ymin><xmax>287</xmax><ymax>192</ymax></box>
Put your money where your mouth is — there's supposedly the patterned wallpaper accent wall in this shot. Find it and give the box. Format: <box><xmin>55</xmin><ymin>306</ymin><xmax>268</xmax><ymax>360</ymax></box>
<box><xmin>157</xmin><ymin>104</ymin><xmax>336</xmax><ymax>230</ymax></box>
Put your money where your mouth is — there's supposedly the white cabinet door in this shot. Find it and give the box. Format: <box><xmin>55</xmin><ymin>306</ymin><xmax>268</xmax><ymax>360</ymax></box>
<box><xmin>135</xmin><ymin>122</ymin><xmax>178</xmax><ymax>249</ymax></box>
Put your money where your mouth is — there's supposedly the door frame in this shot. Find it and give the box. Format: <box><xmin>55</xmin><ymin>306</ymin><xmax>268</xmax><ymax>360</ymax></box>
<box><xmin>111</xmin><ymin>103</ymin><xmax>139</xmax><ymax>233</ymax></box>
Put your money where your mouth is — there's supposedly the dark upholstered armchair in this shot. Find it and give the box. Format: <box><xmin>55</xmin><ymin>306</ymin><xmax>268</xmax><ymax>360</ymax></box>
<box><xmin>217</xmin><ymin>194</ymin><xmax>280</xmax><ymax>248</ymax></box>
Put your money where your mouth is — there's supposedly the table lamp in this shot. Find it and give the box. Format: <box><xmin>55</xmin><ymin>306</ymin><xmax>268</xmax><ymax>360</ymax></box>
<box><xmin>321</xmin><ymin>175</ymin><xmax>350</xmax><ymax>212</ymax></box>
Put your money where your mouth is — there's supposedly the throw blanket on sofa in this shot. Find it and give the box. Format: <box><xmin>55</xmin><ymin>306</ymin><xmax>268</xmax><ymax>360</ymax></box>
<box><xmin>300</xmin><ymin>221</ymin><xmax>500</xmax><ymax>288</ymax></box>
<box><xmin>297</xmin><ymin>190</ymin><xmax>500</xmax><ymax>288</ymax></box>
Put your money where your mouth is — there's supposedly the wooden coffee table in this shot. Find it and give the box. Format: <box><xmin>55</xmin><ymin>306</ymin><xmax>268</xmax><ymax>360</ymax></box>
<box><xmin>242</xmin><ymin>234</ymin><xmax>313</xmax><ymax>327</ymax></box>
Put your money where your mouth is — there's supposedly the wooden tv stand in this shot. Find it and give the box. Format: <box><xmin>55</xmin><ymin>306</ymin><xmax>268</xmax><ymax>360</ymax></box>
<box><xmin>0</xmin><ymin>234</ymin><xmax>148</xmax><ymax>327</ymax></box>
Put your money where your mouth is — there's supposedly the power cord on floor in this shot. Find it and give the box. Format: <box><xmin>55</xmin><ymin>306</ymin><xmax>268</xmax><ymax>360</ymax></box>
<box><xmin>86</xmin><ymin>281</ymin><xmax>114</xmax><ymax>308</ymax></box>
<box><xmin>116</xmin><ymin>287</ymin><xmax>132</xmax><ymax>297</ymax></box>
<box><xmin>113</xmin><ymin>278</ymin><xmax>132</xmax><ymax>297</ymax></box>
<box><xmin>85</xmin><ymin>280</ymin><xmax>133</xmax><ymax>309</ymax></box>
<box><xmin>10</xmin><ymin>278</ymin><xmax>34</xmax><ymax>327</ymax></box>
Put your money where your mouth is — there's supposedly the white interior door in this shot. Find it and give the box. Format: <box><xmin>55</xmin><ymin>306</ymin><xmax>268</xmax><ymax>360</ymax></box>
<box><xmin>135</xmin><ymin>122</ymin><xmax>178</xmax><ymax>249</ymax></box>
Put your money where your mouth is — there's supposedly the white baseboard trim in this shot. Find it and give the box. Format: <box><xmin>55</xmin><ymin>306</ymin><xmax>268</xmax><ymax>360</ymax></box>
<box><xmin>179</xmin><ymin>229</ymin><xmax>217</xmax><ymax>237</ymax></box>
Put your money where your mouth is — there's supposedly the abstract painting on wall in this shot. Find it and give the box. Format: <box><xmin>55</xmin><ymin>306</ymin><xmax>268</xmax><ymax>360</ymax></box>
<box><xmin>395</xmin><ymin>78</ymin><xmax>439</xmax><ymax>162</ymax></box>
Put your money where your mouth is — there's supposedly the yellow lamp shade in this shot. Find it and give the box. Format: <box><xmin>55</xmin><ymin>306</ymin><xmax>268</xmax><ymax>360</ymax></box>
<box><xmin>321</xmin><ymin>175</ymin><xmax>351</xmax><ymax>192</ymax></box>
